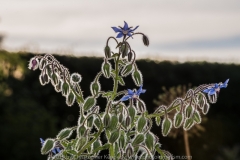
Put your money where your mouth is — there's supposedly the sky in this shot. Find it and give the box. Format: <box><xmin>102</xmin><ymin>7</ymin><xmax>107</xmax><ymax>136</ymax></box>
<box><xmin>0</xmin><ymin>0</ymin><xmax>240</xmax><ymax>63</ymax></box>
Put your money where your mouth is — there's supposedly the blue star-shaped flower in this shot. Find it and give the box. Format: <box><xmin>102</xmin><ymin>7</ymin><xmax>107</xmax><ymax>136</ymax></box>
<box><xmin>40</xmin><ymin>138</ymin><xmax>61</xmax><ymax>154</ymax></box>
<box><xmin>203</xmin><ymin>79</ymin><xmax>229</xmax><ymax>95</ymax></box>
<box><xmin>111</xmin><ymin>21</ymin><xmax>139</xmax><ymax>38</ymax></box>
<box><xmin>120</xmin><ymin>85</ymin><xmax>146</xmax><ymax>101</ymax></box>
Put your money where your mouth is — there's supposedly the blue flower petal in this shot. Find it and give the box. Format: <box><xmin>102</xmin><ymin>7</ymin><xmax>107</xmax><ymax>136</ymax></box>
<box><xmin>141</xmin><ymin>89</ymin><xmax>146</xmax><ymax>94</ymax></box>
<box><xmin>52</xmin><ymin>148</ymin><xmax>56</xmax><ymax>154</ymax></box>
<box><xmin>120</xmin><ymin>95</ymin><xmax>132</xmax><ymax>101</ymax></box>
<box><xmin>136</xmin><ymin>85</ymin><xmax>143</xmax><ymax>95</ymax></box>
<box><xmin>111</xmin><ymin>27</ymin><xmax>121</xmax><ymax>33</ymax></box>
<box><xmin>129</xmin><ymin>25</ymin><xmax>139</xmax><ymax>32</ymax></box>
<box><xmin>123</xmin><ymin>21</ymin><xmax>129</xmax><ymax>30</ymax></box>
<box><xmin>127</xmin><ymin>89</ymin><xmax>134</xmax><ymax>95</ymax></box>
<box><xmin>220</xmin><ymin>79</ymin><xmax>229</xmax><ymax>88</ymax></box>
<box><xmin>116</xmin><ymin>32</ymin><xmax>123</xmax><ymax>38</ymax></box>
<box><xmin>203</xmin><ymin>88</ymin><xmax>212</xmax><ymax>93</ymax></box>
<box><xmin>56</xmin><ymin>147</ymin><xmax>61</xmax><ymax>153</ymax></box>
<box><xmin>40</xmin><ymin>138</ymin><xmax>45</xmax><ymax>144</ymax></box>
<box><xmin>127</xmin><ymin>32</ymin><xmax>133</xmax><ymax>38</ymax></box>
<box><xmin>136</xmin><ymin>85</ymin><xmax>146</xmax><ymax>96</ymax></box>
<box><xmin>208</xmin><ymin>89</ymin><xmax>216</xmax><ymax>95</ymax></box>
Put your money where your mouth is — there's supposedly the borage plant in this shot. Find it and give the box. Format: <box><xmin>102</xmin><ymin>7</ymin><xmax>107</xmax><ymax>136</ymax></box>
<box><xmin>29</xmin><ymin>21</ymin><xmax>229</xmax><ymax>160</ymax></box>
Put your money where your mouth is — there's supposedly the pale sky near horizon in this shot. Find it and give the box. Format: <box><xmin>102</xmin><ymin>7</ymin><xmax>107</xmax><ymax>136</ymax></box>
<box><xmin>0</xmin><ymin>0</ymin><xmax>240</xmax><ymax>63</ymax></box>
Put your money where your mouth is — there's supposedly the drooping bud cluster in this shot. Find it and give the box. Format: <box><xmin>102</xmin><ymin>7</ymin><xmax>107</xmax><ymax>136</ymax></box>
<box><xmin>28</xmin><ymin>54</ymin><xmax>84</xmax><ymax>107</ymax></box>
<box><xmin>153</xmin><ymin>80</ymin><xmax>229</xmax><ymax>136</ymax></box>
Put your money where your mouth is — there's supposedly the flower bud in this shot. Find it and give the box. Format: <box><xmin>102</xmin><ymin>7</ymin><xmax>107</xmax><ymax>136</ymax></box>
<box><xmin>101</xmin><ymin>61</ymin><xmax>112</xmax><ymax>78</ymax></box>
<box><xmin>137</xmin><ymin>116</ymin><xmax>147</xmax><ymax>133</ymax></box>
<box><xmin>162</xmin><ymin>117</ymin><xmax>172</xmax><ymax>137</ymax></box>
<box><xmin>118</xmin><ymin>76</ymin><xmax>125</xmax><ymax>86</ymax></box>
<box><xmin>46</xmin><ymin>65</ymin><xmax>53</xmax><ymax>77</ymax></box>
<box><xmin>83</xmin><ymin>96</ymin><xmax>96</xmax><ymax>111</ymax></box>
<box><xmin>87</xmin><ymin>116</ymin><xmax>94</xmax><ymax>128</ymax></box>
<box><xmin>57</xmin><ymin>128</ymin><xmax>72</xmax><ymax>140</ymax></box>
<box><xmin>66</xmin><ymin>91</ymin><xmax>75</xmax><ymax>106</ymax></box>
<box><xmin>120</xmin><ymin>43</ymin><xmax>128</xmax><ymax>58</ymax></box>
<box><xmin>54</xmin><ymin>79</ymin><xmax>63</xmax><ymax>92</ymax></box>
<box><xmin>127</xmin><ymin>51</ymin><xmax>133</xmax><ymax>62</ymax></box>
<box><xmin>103</xmin><ymin>113</ymin><xmax>111</xmax><ymax>128</ymax></box>
<box><xmin>185</xmin><ymin>105</ymin><xmax>193</xmax><ymax>119</ymax></box>
<box><xmin>145</xmin><ymin>133</ymin><xmax>155</xmax><ymax>151</ymax></box>
<box><xmin>91</xmin><ymin>105</ymin><xmax>100</xmax><ymax>114</ymax></box>
<box><xmin>75</xmin><ymin>137</ymin><xmax>87</xmax><ymax>151</ymax></box>
<box><xmin>142</xmin><ymin>34</ymin><xmax>149</xmax><ymax>46</ymax></box>
<box><xmin>119</xmin><ymin>134</ymin><xmax>125</xmax><ymax>149</ymax></box>
<box><xmin>128</xmin><ymin>105</ymin><xmax>136</xmax><ymax>121</ymax></box>
<box><xmin>51</xmin><ymin>72</ymin><xmax>59</xmax><ymax>86</ymax></box>
<box><xmin>39</xmin><ymin>74</ymin><xmax>46</xmax><ymax>86</ymax></box>
<box><xmin>183</xmin><ymin>118</ymin><xmax>194</xmax><ymax>130</ymax></box>
<box><xmin>121</xmin><ymin>63</ymin><xmax>133</xmax><ymax>77</ymax></box>
<box><xmin>92</xmin><ymin>140</ymin><xmax>102</xmax><ymax>155</ymax></box>
<box><xmin>28</xmin><ymin>58</ymin><xmax>39</xmax><ymax>70</ymax></box>
<box><xmin>70</xmin><ymin>73</ymin><xmax>82</xmax><ymax>84</ymax></box>
<box><xmin>104</xmin><ymin>45</ymin><xmax>111</xmax><ymax>58</ymax></box>
<box><xmin>109</xmin><ymin>130</ymin><xmax>120</xmax><ymax>143</ymax></box>
<box><xmin>94</xmin><ymin>118</ymin><xmax>101</xmax><ymax>130</ymax></box>
<box><xmin>208</xmin><ymin>94</ymin><xmax>217</xmax><ymax>104</ymax></box>
<box><xmin>41</xmin><ymin>138</ymin><xmax>54</xmax><ymax>155</ymax></box>
<box><xmin>173</xmin><ymin>112</ymin><xmax>184</xmax><ymax>128</ymax></box>
<box><xmin>202</xmin><ymin>103</ymin><xmax>210</xmax><ymax>115</ymax></box>
<box><xmin>118</xmin><ymin>113</ymin><xmax>124</xmax><ymax>123</ymax></box>
<box><xmin>39</xmin><ymin>58</ymin><xmax>47</xmax><ymax>70</ymax></box>
<box><xmin>193</xmin><ymin>110</ymin><xmax>201</xmax><ymax>124</ymax></box>
<box><xmin>77</xmin><ymin>125</ymin><xmax>86</xmax><ymax>137</ymax></box>
<box><xmin>109</xmin><ymin>115</ymin><xmax>118</xmax><ymax>131</ymax></box>
<box><xmin>199</xmin><ymin>97</ymin><xmax>206</xmax><ymax>109</ymax></box>
<box><xmin>125</xmin><ymin>116</ymin><xmax>131</xmax><ymax>127</ymax></box>
<box><xmin>61</xmin><ymin>81</ymin><xmax>70</xmax><ymax>96</ymax></box>
<box><xmin>43</xmin><ymin>74</ymin><xmax>49</xmax><ymax>84</ymax></box>
<box><xmin>137</xmin><ymin>99</ymin><xmax>146</xmax><ymax>113</ymax></box>
<box><xmin>125</xmin><ymin>143</ymin><xmax>134</xmax><ymax>158</ymax></box>
<box><xmin>90</xmin><ymin>81</ymin><xmax>101</xmax><ymax>96</ymax></box>
<box><xmin>155</xmin><ymin>116</ymin><xmax>161</xmax><ymax>126</ymax></box>
<box><xmin>132</xmin><ymin>68</ymin><xmax>143</xmax><ymax>86</ymax></box>
<box><xmin>132</xmin><ymin>134</ymin><xmax>144</xmax><ymax>146</ymax></box>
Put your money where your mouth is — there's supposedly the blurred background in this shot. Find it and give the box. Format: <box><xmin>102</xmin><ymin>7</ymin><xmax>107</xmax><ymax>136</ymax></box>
<box><xmin>0</xmin><ymin>0</ymin><xmax>240</xmax><ymax>160</ymax></box>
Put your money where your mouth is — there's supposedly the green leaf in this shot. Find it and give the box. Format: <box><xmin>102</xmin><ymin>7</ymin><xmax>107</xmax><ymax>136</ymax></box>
<box><xmin>66</xmin><ymin>149</ymin><xmax>78</xmax><ymax>156</ymax></box>
<box><xmin>132</xmin><ymin>134</ymin><xmax>144</xmax><ymax>146</ymax></box>
<box><xmin>41</xmin><ymin>139</ymin><xmax>54</xmax><ymax>155</ymax></box>
<box><xmin>112</xmin><ymin>53</ymin><xmax>119</xmax><ymax>58</ymax></box>
<box><xmin>83</xmin><ymin>96</ymin><xmax>96</xmax><ymax>111</ymax></box>
<box><xmin>102</xmin><ymin>91</ymin><xmax>113</xmax><ymax>98</ymax></box>
<box><xmin>117</xmin><ymin>76</ymin><xmax>125</xmax><ymax>86</ymax></box>
<box><xmin>109</xmin><ymin>130</ymin><xmax>120</xmax><ymax>143</ymax></box>
<box><xmin>57</xmin><ymin>128</ymin><xmax>72</xmax><ymax>140</ymax></box>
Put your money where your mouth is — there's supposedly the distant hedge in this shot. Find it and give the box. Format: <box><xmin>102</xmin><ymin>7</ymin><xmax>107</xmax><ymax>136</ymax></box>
<box><xmin>0</xmin><ymin>51</ymin><xmax>239</xmax><ymax>160</ymax></box>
